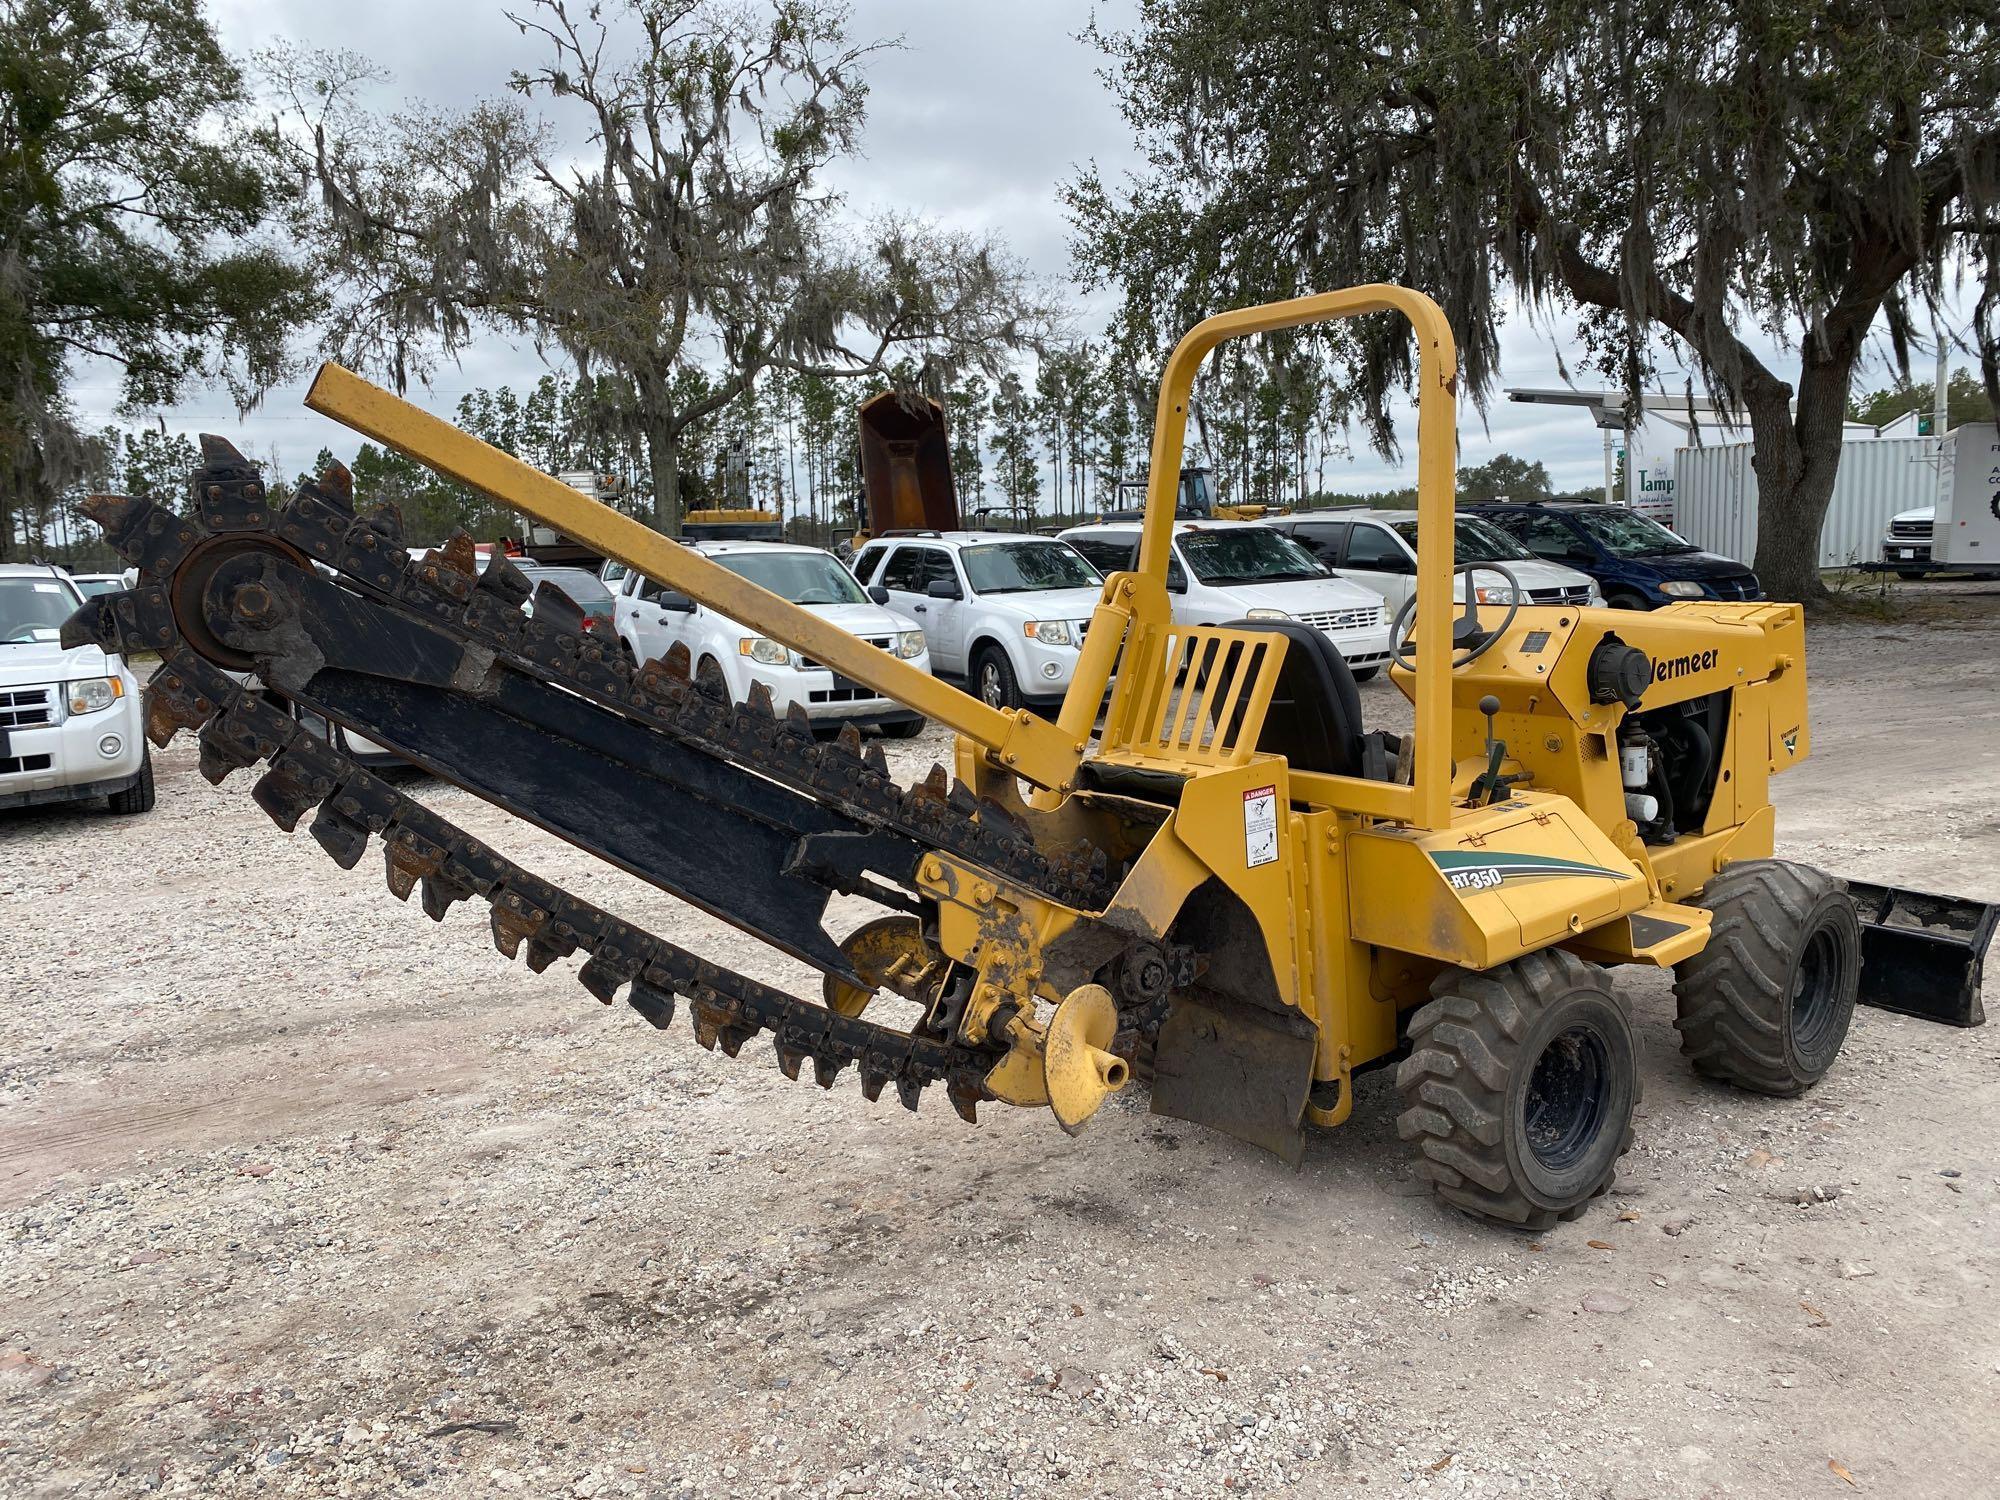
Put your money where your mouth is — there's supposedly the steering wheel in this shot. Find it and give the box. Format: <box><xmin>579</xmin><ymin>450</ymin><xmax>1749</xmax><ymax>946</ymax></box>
<box><xmin>1389</xmin><ymin>562</ymin><xmax>1524</xmax><ymax>671</ymax></box>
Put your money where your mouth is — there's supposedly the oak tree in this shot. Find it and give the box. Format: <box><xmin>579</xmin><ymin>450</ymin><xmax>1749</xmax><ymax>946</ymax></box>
<box><xmin>269</xmin><ymin>0</ymin><xmax>1050</xmax><ymax>534</ymax></box>
<box><xmin>1070</xmin><ymin>0</ymin><xmax>2000</xmax><ymax>600</ymax></box>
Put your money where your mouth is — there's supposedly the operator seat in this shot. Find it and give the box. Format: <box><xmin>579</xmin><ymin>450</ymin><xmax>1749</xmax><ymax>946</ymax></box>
<box><xmin>1223</xmin><ymin>618</ymin><xmax>1364</xmax><ymax>779</ymax></box>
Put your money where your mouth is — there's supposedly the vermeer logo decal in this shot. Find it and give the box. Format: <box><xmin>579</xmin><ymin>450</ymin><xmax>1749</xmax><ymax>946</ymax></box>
<box><xmin>1431</xmin><ymin>850</ymin><xmax>1632</xmax><ymax>891</ymax></box>
<box><xmin>1654</xmin><ymin>648</ymin><xmax>1719</xmax><ymax>683</ymax></box>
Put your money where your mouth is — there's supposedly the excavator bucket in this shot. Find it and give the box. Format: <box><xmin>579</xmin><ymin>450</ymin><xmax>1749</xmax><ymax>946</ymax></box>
<box><xmin>1848</xmin><ymin>880</ymin><xmax>1996</xmax><ymax>1027</ymax></box>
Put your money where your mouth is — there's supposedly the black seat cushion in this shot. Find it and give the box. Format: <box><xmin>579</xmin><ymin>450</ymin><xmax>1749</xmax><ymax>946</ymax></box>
<box><xmin>1223</xmin><ymin>618</ymin><xmax>1364</xmax><ymax>778</ymax></box>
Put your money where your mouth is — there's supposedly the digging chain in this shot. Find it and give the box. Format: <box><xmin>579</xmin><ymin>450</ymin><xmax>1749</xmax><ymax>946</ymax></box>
<box><xmin>71</xmin><ymin>450</ymin><xmax>1122</xmax><ymax>1122</ymax></box>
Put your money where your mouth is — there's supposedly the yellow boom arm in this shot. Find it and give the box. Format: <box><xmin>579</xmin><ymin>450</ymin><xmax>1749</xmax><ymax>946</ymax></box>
<box><xmin>304</xmin><ymin>364</ymin><xmax>1090</xmax><ymax>792</ymax></box>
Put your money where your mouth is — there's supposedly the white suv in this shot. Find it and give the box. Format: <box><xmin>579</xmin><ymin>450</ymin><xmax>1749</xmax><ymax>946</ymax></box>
<box><xmin>1059</xmin><ymin>519</ymin><xmax>1393</xmax><ymax>678</ymax></box>
<box><xmin>849</xmin><ymin>531</ymin><xmax>1106</xmax><ymax>710</ymax></box>
<box><xmin>609</xmin><ymin>539</ymin><xmax>931</xmax><ymax>737</ymax></box>
<box><xmin>0</xmin><ymin>564</ymin><xmax>152</xmax><ymax>815</ymax></box>
<box><xmin>1269</xmin><ymin>509</ymin><xmax>1602</xmax><ymax>616</ymax></box>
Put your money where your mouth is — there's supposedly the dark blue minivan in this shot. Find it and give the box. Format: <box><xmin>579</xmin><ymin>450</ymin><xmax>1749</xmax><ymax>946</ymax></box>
<box><xmin>1469</xmin><ymin>502</ymin><xmax>1763</xmax><ymax>608</ymax></box>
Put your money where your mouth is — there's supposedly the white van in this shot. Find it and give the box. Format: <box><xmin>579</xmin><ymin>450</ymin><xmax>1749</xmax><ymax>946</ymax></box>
<box><xmin>1059</xmin><ymin>519</ymin><xmax>1393</xmax><ymax>678</ymax></box>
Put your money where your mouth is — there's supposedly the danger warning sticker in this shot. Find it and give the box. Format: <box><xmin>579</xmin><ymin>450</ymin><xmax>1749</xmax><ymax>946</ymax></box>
<box><xmin>1243</xmin><ymin>784</ymin><xmax>1278</xmax><ymax>867</ymax></box>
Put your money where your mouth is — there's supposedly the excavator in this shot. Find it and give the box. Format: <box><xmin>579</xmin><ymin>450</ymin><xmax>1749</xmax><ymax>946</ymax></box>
<box><xmin>69</xmin><ymin>286</ymin><xmax>1993</xmax><ymax>1228</ymax></box>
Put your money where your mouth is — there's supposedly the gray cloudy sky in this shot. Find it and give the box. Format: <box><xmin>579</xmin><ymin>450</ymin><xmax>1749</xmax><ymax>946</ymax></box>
<box><xmin>68</xmin><ymin>1</ymin><xmax>1909</xmax><ymax>496</ymax></box>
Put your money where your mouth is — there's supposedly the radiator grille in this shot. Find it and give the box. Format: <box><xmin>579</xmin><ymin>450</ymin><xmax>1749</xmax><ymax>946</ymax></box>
<box><xmin>0</xmin><ymin>687</ymin><xmax>52</xmax><ymax>728</ymax></box>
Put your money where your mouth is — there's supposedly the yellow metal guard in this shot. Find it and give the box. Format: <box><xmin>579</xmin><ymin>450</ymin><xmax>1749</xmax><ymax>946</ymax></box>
<box><xmin>1100</xmin><ymin>624</ymin><xmax>1288</xmax><ymax>770</ymax></box>
<box><xmin>1059</xmin><ymin>284</ymin><xmax>1459</xmax><ymax>828</ymax></box>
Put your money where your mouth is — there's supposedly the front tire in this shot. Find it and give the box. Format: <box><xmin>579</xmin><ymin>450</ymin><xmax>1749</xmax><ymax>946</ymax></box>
<box><xmin>1397</xmin><ymin>950</ymin><xmax>1638</xmax><ymax>1229</ymax></box>
<box><xmin>878</xmin><ymin>716</ymin><xmax>926</xmax><ymax>739</ymax></box>
<box><xmin>1672</xmin><ymin>859</ymin><xmax>1858</xmax><ymax>1096</ymax></box>
<box><xmin>973</xmin><ymin>646</ymin><xmax>1023</xmax><ymax>710</ymax></box>
<box><xmin>1349</xmin><ymin>665</ymin><xmax>1380</xmax><ymax>683</ymax></box>
<box><xmin>107</xmin><ymin>750</ymin><xmax>155</xmax><ymax>815</ymax></box>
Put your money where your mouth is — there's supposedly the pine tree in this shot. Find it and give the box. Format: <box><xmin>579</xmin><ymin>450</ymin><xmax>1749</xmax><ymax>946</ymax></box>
<box><xmin>990</xmin><ymin>370</ymin><xmax>1040</xmax><ymax>518</ymax></box>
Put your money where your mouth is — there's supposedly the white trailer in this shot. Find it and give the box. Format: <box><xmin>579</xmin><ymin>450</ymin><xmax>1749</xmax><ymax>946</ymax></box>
<box><xmin>1934</xmin><ymin>423</ymin><xmax>2000</xmax><ymax>570</ymax></box>
<box><xmin>1673</xmin><ymin>435</ymin><xmax>1935</xmax><ymax>569</ymax></box>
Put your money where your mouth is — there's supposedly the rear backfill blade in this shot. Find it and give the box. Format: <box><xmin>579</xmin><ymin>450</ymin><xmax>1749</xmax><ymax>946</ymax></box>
<box><xmin>1848</xmin><ymin>880</ymin><xmax>1996</xmax><ymax>1028</ymax></box>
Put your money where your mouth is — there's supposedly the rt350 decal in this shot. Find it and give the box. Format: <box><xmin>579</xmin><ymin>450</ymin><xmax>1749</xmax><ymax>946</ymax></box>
<box><xmin>1430</xmin><ymin>850</ymin><xmax>1634</xmax><ymax>892</ymax></box>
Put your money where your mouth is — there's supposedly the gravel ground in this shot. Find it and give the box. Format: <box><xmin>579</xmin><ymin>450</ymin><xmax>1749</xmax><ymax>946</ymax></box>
<box><xmin>3</xmin><ymin>601</ymin><xmax>1997</xmax><ymax>1499</ymax></box>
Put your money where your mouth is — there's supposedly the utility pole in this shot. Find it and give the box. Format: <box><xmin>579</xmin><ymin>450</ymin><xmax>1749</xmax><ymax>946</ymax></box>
<box><xmin>1933</xmin><ymin>339</ymin><xmax>1948</xmax><ymax>442</ymax></box>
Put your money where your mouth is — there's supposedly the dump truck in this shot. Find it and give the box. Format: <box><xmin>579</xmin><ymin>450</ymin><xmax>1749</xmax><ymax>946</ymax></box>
<box><xmin>68</xmin><ymin>286</ymin><xmax>1993</xmax><ymax>1228</ymax></box>
<box><xmin>855</xmin><ymin>391</ymin><xmax>960</xmax><ymax>540</ymax></box>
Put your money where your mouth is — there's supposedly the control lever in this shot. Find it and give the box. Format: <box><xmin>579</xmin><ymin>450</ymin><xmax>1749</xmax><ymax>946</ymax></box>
<box><xmin>1469</xmin><ymin>693</ymin><xmax>1527</xmax><ymax>806</ymax></box>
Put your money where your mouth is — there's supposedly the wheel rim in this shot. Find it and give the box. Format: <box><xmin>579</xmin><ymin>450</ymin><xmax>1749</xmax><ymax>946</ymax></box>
<box><xmin>1523</xmin><ymin>1024</ymin><xmax>1611</xmax><ymax>1173</ymax></box>
<box><xmin>979</xmin><ymin>661</ymin><xmax>1004</xmax><ymax>706</ymax></box>
<box><xmin>1790</xmin><ymin>922</ymin><xmax>1844</xmax><ymax>1054</ymax></box>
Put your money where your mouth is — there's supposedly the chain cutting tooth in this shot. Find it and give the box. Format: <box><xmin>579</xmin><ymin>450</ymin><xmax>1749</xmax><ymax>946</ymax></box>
<box><xmin>313</xmin><ymin>460</ymin><xmax>356</xmax><ymax>514</ymax></box>
<box><xmin>577</xmin><ymin>953</ymin><xmax>633</xmax><ymax>1005</ymax></box>
<box><xmin>78</xmin><ymin>493</ymin><xmax>154</xmax><ymax>551</ymax></box>
<box><xmin>476</xmin><ymin>548</ymin><xmax>533</xmax><ymax>606</ymax></box>
<box><xmin>690</xmin><ymin>997</ymin><xmax>726</xmax><ymax>1051</ymax></box>
<box><xmin>419</xmin><ymin>873</ymin><xmax>470</xmax><ymax>922</ymax></box>
<box><xmin>834</xmin><ymin>723</ymin><xmax>863</xmax><ymax>759</ymax></box>
<box><xmin>947</xmin><ymin>780</ymin><xmax>979</xmax><ymax>817</ymax></box>
<box><xmin>383</xmin><ymin>847</ymin><xmax>419</xmax><ymax>902</ymax></box>
<box><xmin>863</xmin><ymin>742</ymin><xmax>889</xmax><ymax>776</ymax></box>
<box><xmin>309</xmin><ymin>803</ymin><xmax>372</xmax><ymax>869</ymax></box>
<box><xmin>533</xmin><ymin>582</ymin><xmax>587</xmax><ymax>635</ymax></box>
<box><xmin>489</xmin><ymin>895</ymin><xmax>544</xmax><ymax>961</ymax></box>
<box><xmin>895</xmin><ymin>1075</ymin><xmax>925</xmax><ymax>1113</ymax></box>
<box><xmin>196</xmin><ymin>733</ymin><xmax>246</xmax><ymax>787</ymax></box>
<box><xmin>663</xmin><ymin>642</ymin><xmax>692</xmax><ymax>680</ymax></box>
<box><xmin>360</xmin><ymin>500</ymin><xmax>404</xmax><ymax>542</ymax></box>
<box><xmin>947</xmin><ymin>1076</ymin><xmax>982</xmax><ymax>1125</ymax></box>
<box><xmin>745</xmin><ymin>680</ymin><xmax>775</xmax><ymax>719</ymax></box>
<box><xmin>773</xmin><ymin>1040</ymin><xmax>810</xmax><ymax>1081</ymax></box>
<box><xmin>143</xmin><ymin>670</ymin><xmax>216</xmax><ymax>747</ymax></box>
<box><xmin>783</xmin><ymin>702</ymin><xmax>813</xmax><ymax>739</ymax></box>
<box><xmin>197</xmin><ymin>433</ymin><xmax>252</xmax><ymax>468</ymax></box>
<box><xmin>812</xmin><ymin>1055</ymin><xmax>845</xmax><ymax>1090</ymax></box>
<box><xmin>858</xmin><ymin>1064</ymin><xmax>892</xmax><ymax>1103</ymax></box>
<box><xmin>252</xmin><ymin>764</ymin><xmax>329</xmax><ymax>832</ymax></box>
<box><xmin>626</xmin><ymin>978</ymin><xmax>678</xmax><ymax>1029</ymax></box>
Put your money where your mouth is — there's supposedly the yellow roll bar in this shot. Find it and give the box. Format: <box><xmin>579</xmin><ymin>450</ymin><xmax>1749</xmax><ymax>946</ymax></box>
<box><xmin>304</xmin><ymin>363</ymin><xmax>1091</xmax><ymax>791</ymax></box>
<box><xmin>1056</xmin><ymin>286</ymin><xmax>1458</xmax><ymax>830</ymax></box>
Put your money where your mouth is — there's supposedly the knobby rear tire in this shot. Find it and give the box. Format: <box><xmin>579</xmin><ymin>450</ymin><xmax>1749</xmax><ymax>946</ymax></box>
<box><xmin>1672</xmin><ymin>859</ymin><xmax>1859</xmax><ymax>1096</ymax></box>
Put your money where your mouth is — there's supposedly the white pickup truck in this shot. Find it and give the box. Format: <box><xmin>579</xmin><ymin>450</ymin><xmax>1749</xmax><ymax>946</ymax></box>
<box><xmin>0</xmin><ymin>564</ymin><xmax>152</xmax><ymax>815</ymax></box>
